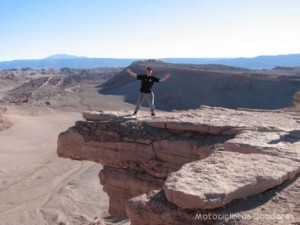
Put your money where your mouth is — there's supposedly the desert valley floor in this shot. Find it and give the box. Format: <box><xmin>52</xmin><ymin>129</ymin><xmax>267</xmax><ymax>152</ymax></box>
<box><xmin>0</xmin><ymin>95</ymin><xmax>132</xmax><ymax>225</ymax></box>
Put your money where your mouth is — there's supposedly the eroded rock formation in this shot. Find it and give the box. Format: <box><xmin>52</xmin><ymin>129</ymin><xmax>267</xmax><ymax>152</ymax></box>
<box><xmin>0</xmin><ymin>67</ymin><xmax>121</xmax><ymax>104</ymax></box>
<box><xmin>57</xmin><ymin>106</ymin><xmax>300</xmax><ymax>224</ymax></box>
<box><xmin>100</xmin><ymin>61</ymin><xmax>300</xmax><ymax>110</ymax></box>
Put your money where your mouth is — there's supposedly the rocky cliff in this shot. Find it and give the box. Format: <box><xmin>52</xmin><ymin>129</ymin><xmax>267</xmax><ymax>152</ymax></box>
<box><xmin>57</xmin><ymin>106</ymin><xmax>300</xmax><ymax>224</ymax></box>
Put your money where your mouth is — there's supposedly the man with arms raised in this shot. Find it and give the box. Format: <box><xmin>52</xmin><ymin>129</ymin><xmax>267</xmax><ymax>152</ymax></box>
<box><xmin>126</xmin><ymin>66</ymin><xmax>171</xmax><ymax>116</ymax></box>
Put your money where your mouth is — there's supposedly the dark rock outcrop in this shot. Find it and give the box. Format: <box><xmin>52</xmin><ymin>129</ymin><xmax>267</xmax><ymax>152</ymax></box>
<box><xmin>99</xmin><ymin>61</ymin><xmax>300</xmax><ymax>110</ymax></box>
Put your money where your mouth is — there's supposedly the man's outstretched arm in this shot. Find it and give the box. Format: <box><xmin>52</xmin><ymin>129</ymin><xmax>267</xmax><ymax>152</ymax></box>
<box><xmin>160</xmin><ymin>73</ymin><xmax>171</xmax><ymax>82</ymax></box>
<box><xmin>126</xmin><ymin>68</ymin><xmax>137</xmax><ymax>78</ymax></box>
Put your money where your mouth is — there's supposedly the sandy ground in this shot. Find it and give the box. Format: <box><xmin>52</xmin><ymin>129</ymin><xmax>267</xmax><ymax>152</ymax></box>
<box><xmin>0</xmin><ymin>79</ymin><xmax>164</xmax><ymax>225</ymax></box>
<box><xmin>0</xmin><ymin>105</ymin><xmax>130</xmax><ymax>225</ymax></box>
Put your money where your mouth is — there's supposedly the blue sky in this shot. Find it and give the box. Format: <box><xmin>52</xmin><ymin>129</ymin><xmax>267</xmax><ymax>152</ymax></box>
<box><xmin>0</xmin><ymin>0</ymin><xmax>300</xmax><ymax>61</ymax></box>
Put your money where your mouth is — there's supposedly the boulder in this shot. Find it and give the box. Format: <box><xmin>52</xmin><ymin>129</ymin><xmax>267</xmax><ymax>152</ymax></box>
<box><xmin>164</xmin><ymin>151</ymin><xmax>300</xmax><ymax>209</ymax></box>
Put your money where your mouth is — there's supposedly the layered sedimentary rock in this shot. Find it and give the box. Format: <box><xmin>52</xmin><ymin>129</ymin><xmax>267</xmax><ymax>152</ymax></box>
<box><xmin>58</xmin><ymin>108</ymin><xmax>232</xmax><ymax>214</ymax></box>
<box><xmin>57</xmin><ymin>106</ymin><xmax>300</xmax><ymax>224</ymax></box>
<box><xmin>164</xmin><ymin>151</ymin><xmax>300</xmax><ymax>210</ymax></box>
<box><xmin>224</xmin><ymin>130</ymin><xmax>300</xmax><ymax>161</ymax></box>
<box><xmin>99</xmin><ymin>167</ymin><xmax>164</xmax><ymax>215</ymax></box>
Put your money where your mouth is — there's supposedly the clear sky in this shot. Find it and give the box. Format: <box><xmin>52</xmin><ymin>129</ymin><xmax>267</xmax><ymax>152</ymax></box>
<box><xmin>0</xmin><ymin>0</ymin><xmax>300</xmax><ymax>61</ymax></box>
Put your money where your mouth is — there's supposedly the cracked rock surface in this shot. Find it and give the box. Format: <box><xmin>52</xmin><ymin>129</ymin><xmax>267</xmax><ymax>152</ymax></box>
<box><xmin>57</xmin><ymin>106</ymin><xmax>300</xmax><ymax>223</ymax></box>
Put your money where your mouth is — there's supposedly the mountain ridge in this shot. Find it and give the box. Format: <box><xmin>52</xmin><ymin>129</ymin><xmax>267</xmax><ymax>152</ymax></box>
<box><xmin>45</xmin><ymin>54</ymin><xmax>83</xmax><ymax>59</ymax></box>
<box><xmin>99</xmin><ymin>60</ymin><xmax>300</xmax><ymax>110</ymax></box>
<box><xmin>1</xmin><ymin>53</ymin><xmax>300</xmax><ymax>70</ymax></box>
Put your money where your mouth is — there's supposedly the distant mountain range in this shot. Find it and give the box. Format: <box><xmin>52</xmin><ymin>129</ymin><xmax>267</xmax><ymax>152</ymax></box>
<box><xmin>1</xmin><ymin>53</ymin><xmax>300</xmax><ymax>70</ymax></box>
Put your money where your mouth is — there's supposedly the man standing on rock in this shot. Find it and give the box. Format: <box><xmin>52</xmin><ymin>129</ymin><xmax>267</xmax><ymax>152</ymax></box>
<box><xmin>126</xmin><ymin>66</ymin><xmax>171</xmax><ymax>116</ymax></box>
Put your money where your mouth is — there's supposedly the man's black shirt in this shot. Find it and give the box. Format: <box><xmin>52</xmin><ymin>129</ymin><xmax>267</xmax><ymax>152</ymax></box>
<box><xmin>137</xmin><ymin>75</ymin><xmax>160</xmax><ymax>93</ymax></box>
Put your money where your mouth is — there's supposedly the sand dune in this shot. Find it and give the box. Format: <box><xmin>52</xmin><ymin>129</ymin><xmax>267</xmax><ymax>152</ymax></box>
<box><xmin>0</xmin><ymin>106</ymin><xmax>129</xmax><ymax>225</ymax></box>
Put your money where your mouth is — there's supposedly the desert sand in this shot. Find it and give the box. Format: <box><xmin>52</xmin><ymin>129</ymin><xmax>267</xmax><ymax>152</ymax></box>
<box><xmin>0</xmin><ymin>103</ymin><xmax>131</xmax><ymax>224</ymax></box>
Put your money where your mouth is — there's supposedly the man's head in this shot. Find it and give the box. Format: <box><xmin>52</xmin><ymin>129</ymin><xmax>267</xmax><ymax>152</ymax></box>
<box><xmin>146</xmin><ymin>67</ymin><xmax>152</xmax><ymax>76</ymax></box>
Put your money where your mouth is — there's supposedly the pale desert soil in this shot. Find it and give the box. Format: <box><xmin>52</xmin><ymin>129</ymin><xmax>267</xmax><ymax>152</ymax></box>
<box><xmin>0</xmin><ymin>106</ymin><xmax>130</xmax><ymax>225</ymax></box>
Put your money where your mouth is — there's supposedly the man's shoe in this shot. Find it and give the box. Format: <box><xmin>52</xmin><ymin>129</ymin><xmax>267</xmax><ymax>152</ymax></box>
<box><xmin>151</xmin><ymin>112</ymin><xmax>155</xmax><ymax>116</ymax></box>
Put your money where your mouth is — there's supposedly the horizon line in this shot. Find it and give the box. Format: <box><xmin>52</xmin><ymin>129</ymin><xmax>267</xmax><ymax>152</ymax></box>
<box><xmin>1</xmin><ymin>52</ymin><xmax>300</xmax><ymax>63</ymax></box>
